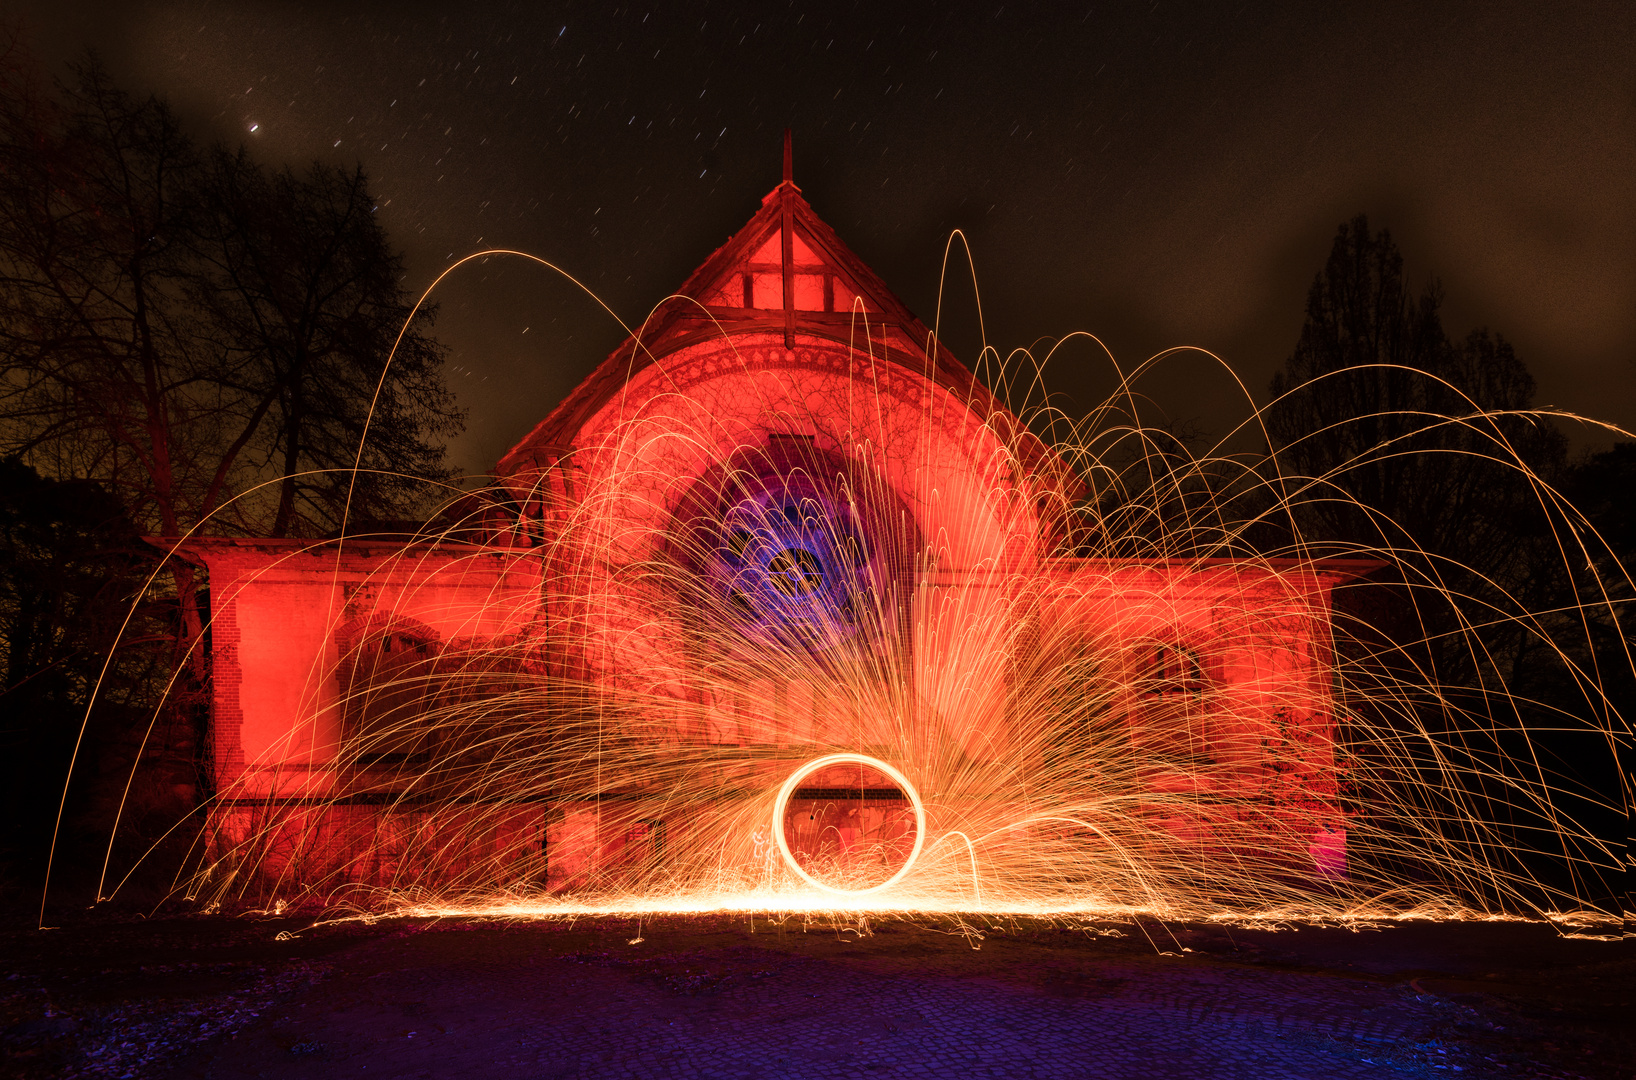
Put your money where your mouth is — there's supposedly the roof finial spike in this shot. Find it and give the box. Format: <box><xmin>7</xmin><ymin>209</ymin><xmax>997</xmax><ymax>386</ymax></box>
<box><xmin>782</xmin><ymin>128</ymin><xmax>793</xmax><ymax>187</ymax></box>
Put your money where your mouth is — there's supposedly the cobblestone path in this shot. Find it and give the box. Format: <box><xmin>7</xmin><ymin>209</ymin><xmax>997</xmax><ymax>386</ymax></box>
<box><xmin>139</xmin><ymin>918</ymin><xmax>1616</xmax><ymax>1080</ymax></box>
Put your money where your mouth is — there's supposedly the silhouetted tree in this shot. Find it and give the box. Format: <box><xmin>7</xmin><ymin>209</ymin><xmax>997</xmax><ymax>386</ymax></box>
<box><xmin>1267</xmin><ymin>217</ymin><xmax>1569</xmax><ymax>681</ymax></box>
<box><xmin>1268</xmin><ymin>216</ymin><xmax>1566</xmax><ymax>575</ymax></box>
<box><xmin>0</xmin><ymin>459</ymin><xmax>162</xmax><ymax>876</ymax></box>
<box><xmin>0</xmin><ymin>58</ymin><xmax>463</xmax><ymax>544</ymax></box>
<box><xmin>1571</xmin><ymin>442</ymin><xmax>1636</xmax><ymax>573</ymax></box>
<box><xmin>1265</xmin><ymin>217</ymin><xmax>1634</xmax><ymax>902</ymax></box>
<box><xmin>1564</xmin><ymin>441</ymin><xmax>1636</xmax><ymax>849</ymax></box>
<box><xmin>0</xmin><ymin>46</ymin><xmax>464</xmax><ymax>837</ymax></box>
<box><xmin>190</xmin><ymin>148</ymin><xmax>461</xmax><ymax>538</ymax></box>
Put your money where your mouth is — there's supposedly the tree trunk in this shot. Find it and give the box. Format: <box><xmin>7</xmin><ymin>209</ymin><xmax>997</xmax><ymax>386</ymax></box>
<box><xmin>272</xmin><ymin>384</ymin><xmax>303</xmax><ymax>538</ymax></box>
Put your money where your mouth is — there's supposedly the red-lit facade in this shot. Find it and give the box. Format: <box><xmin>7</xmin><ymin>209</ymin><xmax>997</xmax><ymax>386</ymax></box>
<box><xmin>178</xmin><ymin>171</ymin><xmax>1361</xmax><ymax>903</ymax></box>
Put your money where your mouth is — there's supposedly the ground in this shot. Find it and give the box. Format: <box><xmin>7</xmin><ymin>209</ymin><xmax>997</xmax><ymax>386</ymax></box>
<box><xmin>1</xmin><ymin>909</ymin><xmax>1632</xmax><ymax>1079</ymax></box>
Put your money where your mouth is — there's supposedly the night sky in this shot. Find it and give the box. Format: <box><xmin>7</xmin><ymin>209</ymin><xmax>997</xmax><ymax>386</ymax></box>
<box><xmin>13</xmin><ymin>0</ymin><xmax>1635</xmax><ymax>474</ymax></box>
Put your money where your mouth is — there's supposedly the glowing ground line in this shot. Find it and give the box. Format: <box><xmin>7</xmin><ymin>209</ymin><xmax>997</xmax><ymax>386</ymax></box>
<box><xmin>771</xmin><ymin>753</ymin><xmax>928</xmax><ymax>896</ymax></box>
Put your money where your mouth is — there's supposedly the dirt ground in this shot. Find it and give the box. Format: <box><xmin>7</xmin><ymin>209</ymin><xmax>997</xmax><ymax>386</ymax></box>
<box><xmin>1</xmin><ymin>908</ymin><xmax>1632</xmax><ymax>1080</ymax></box>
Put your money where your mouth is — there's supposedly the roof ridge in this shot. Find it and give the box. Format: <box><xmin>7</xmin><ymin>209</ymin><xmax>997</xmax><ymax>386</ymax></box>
<box><xmin>492</xmin><ymin>162</ymin><xmax>1061</xmax><ymax>492</ymax></box>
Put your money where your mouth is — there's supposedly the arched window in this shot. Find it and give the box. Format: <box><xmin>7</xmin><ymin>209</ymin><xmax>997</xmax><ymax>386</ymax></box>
<box><xmin>1129</xmin><ymin>636</ymin><xmax>1214</xmax><ymax>768</ymax></box>
<box><xmin>337</xmin><ymin>618</ymin><xmax>443</xmax><ymax>765</ymax></box>
<box><xmin>1139</xmin><ymin>642</ymin><xmax>1207</xmax><ymax>699</ymax></box>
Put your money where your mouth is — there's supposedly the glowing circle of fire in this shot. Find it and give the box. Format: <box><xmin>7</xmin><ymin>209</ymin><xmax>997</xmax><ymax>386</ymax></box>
<box><xmin>771</xmin><ymin>753</ymin><xmax>927</xmax><ymax>897</ymax></box>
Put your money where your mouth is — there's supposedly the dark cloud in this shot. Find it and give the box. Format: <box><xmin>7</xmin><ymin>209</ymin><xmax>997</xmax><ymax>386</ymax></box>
<box><xmin>14</xmin><ymin>0</ymin><xmax>1634</xmax><ymax>470</ymax></box>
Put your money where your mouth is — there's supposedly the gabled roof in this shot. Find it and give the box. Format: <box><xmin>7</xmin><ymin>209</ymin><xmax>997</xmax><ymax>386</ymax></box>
<box><xmin>496</xmin><ymin>138</ymin><xmax>1072</xmax><ymax>499</ymax></box>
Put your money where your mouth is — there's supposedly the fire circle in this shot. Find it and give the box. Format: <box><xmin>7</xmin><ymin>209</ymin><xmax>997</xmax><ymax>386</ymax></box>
<box><xmin>771</xmin><ymin>753</ymin><xmax>927</xmax><ymax>896</ymax></box>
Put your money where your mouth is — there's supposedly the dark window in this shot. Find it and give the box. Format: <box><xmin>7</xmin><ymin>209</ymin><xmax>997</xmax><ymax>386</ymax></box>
<box><xmin>1141</xmin><ymin>643</ymin><xmax>1206</xmax><ymax>698</ymax></box>
<box><xmin>627</xmin><ymin>819</ymin><xmax>666</xmax><ymax>867</ymax></box>
<box><xmin>339</xmin><ymin>622</ymin><xmax>442</xmax><ymax>763</ymax></box>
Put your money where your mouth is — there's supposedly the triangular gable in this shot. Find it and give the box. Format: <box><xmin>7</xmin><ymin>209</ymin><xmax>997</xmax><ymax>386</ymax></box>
<box><xmin>688</xmin><ymin>214</ymin><xmax>871</xmax><ymax>316</ymax></box>
<box><xmin>637</xmin><ymin>179</ymin><xmax>913</xmax><ymax>342</ymax></box>
<box><xmin>496</xmin><ymin>160</ymin><xmax>1076</xmax><ymax>505</ymax></box>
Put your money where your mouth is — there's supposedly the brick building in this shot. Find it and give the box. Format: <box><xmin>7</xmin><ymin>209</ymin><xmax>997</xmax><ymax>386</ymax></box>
<box><xmin>178</xmin><ymin>153</ymin><xmax>1364</xmax><ymax>905</ymax></box>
